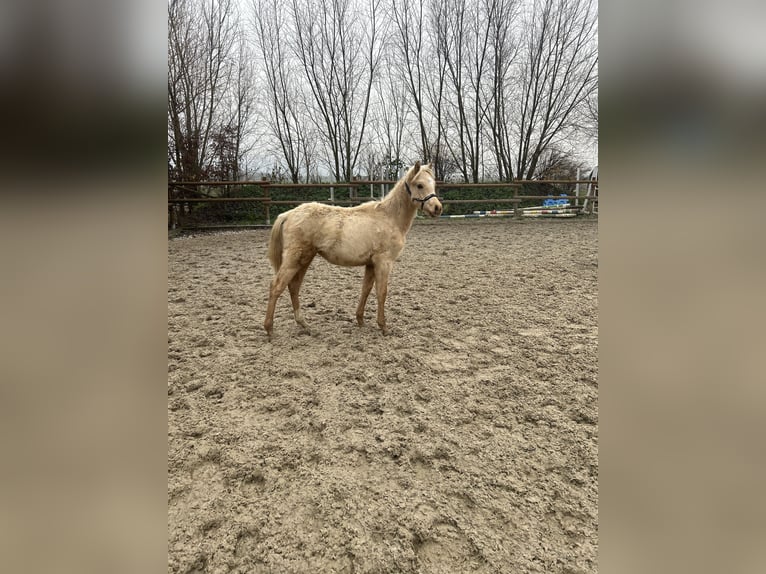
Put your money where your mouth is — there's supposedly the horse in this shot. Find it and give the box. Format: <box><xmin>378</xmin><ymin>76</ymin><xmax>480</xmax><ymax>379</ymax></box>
<box><xmin>264</xmin><ymin>161</ymin><xmax>442</xmax><ymax>339</ymax></box>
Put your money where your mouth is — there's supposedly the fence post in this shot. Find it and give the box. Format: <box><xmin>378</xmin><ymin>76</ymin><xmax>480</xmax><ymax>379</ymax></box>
<box><xmin>262</xmin><ymin>178</ymin><xmax>270</xmax><ymax>225</ymax></box>
<box><xmin>170</xmin><ymin>204</ymin><xmax>179</xmax><ymax>229</ymax></box>
<box><xmin>514</xmin><ymin>186</ymin><xmax>521</xmax><ymax>219</ymax></box>
<box><xmin>168</xmin><ymin>184</ymin><xmax>175</xmax><ymax>229</ymax></box>
<box><xmin>575</xmin><ymin>168</ymin><xmax>580</xmax><ymax>207</ymax></box>
<box><xmin>380</xmin><ymin>166</ymin><xmax>385</xmax><ymax>199</ymax></box>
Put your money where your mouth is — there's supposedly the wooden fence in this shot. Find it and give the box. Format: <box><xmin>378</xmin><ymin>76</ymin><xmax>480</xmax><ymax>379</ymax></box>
<box><xmin>168</xmin><ymin>179</ymin><xmax>598</xmax><ymax>230</ymax></box>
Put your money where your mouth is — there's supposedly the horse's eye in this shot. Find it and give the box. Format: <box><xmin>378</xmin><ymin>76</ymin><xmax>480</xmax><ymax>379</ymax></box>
<box><xmin>417</xmin><ymin>183</ymin><xmax>423</xmax><ymax>189</ymax></box>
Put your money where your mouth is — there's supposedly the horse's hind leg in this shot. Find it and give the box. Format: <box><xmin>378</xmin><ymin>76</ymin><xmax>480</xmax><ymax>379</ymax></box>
<box><xmin>355</xmin><ymin>264</ymin><xmax>375</xmax><ymax>326</ymax></box>
<box><xmin>264</xmin><ymin>258</ymin><xmax>302</xmax><ymax>339</ymax></box>
<box><xmin>288</xmin><ymin>258</ymin><xmax>313</xmax><ymax>332</ymax></box>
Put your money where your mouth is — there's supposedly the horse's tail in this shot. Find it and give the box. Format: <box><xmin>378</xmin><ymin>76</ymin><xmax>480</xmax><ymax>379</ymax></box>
<box><xmin>268</xmin><ymin>212</ymin><xmax>287</xmax><ymax>272</ymax></box>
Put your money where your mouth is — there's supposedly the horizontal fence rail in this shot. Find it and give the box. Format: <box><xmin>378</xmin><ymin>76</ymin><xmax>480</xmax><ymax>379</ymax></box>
<box><xmin>168</xmin><ymin>179</ymin><xmax>598</xmax><ymax>229</ymax></box>
<box><xmin>169</xmin><ymin>179</ymin><xmax>599</xmax><ymax>186</ymax></box>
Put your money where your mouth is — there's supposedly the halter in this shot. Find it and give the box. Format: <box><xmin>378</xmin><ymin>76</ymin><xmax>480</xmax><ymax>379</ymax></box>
<box><xmin>405</xmin><ymin>181</ymin><xmax>439</xmax><ymax>209</ymax></box>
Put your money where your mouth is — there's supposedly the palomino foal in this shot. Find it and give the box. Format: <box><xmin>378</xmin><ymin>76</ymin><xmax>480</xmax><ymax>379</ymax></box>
<box><xmin>264</xmin><ymin>162</ymin><xmax>441</xmax><ymax>338</ymax></box>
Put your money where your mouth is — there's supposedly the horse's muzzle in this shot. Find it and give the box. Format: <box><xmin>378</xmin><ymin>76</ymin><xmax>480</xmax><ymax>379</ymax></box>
<box><xmin>423</xmin><ymin>197</ymin><xmax>442</xmax><ymax>217</ymax></box>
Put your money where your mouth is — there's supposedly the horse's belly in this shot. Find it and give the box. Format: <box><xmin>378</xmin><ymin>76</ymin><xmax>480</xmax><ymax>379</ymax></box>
<box><xmin>318</xmin><ymin>239</ymin><xmax>376</xmax><ymax>266</ymax></box>
<box><xmin>318</xmin><ymin>251</ymin><xmax>367</xmax><ymax>266</ymax></box>
<box><xmin>317</xmin><ymin>222</ymin><xmax>400</xmax><ymax>266</ymax></box>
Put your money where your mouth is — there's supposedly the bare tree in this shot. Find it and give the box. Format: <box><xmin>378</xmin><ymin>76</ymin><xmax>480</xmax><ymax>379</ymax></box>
<box><xmin>422</xmin><ymin>0</ymin><xmax>451</xmax><ymax>180</ymax></box>
<box><xmin>485</xmin><ymin>0</ymin><xmax>520</xmax><ymax>181</ymax></box>
<box><xmin>168</xmin><ymin>0</ymin><xmax>245</xmax><ymax>181</ymax></box>
<box><xmin>168</xmin><ymin>0</ymin><xmax>597</xmax><ymax>185</ymax></box>
<box><xmin>213</xmin><ymin>35</ymin><xmax>257</xmax><ymax>181</ymax></box>
<box><xmin>513</xmin><ymin>0</ymin><xmax>598</xmax><ymax>179</ymax></box>
<box><xmin>533</xmin><ymin>145</ymin><xmax>583</xmax><ymax>179</ymax></box>
<box><xmin>375</xmin><ymin>55</ymin><xmax>411</xmax><ymax>171</ymax></box>
<box><xmin>435</xmin><ymin>0</ymin><xmax>498</xmax><ymax>182</ymax></box>
<box><xmin>572</xmin><ymin>88</ymin><xmax>598</xmax><ymax>143</ymax></box>
<box><xmin>168</xmin><ymin>0</ymin><xmax>202</xmax><ymax>179</ymax></box>
<box><xmin>289</xmin><ymin>0</ymin><xmax>385</xmax><ymax>182</ymax></box>
<box><xmin>252</xmin><ymin>0</ymin><xmax>314</xmax><ymax>182</ymax></box>
<box><xmin>389</xmin><ymin>0</ymin><xmax>431</xmax><ymax>162</ymax></box>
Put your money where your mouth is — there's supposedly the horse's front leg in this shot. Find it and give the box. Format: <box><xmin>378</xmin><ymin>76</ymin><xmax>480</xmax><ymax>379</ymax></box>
<box><xmin>373</xmin><ymin>260</ymin><xmax>393</xmax><ymax>334</ymax></box>
<box><xmin>356</xmin><ymin>264</ymin><xmax>375</xmax><ymax>326</ymax></box>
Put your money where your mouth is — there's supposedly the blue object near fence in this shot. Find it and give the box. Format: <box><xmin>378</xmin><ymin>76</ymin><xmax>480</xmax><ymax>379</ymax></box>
<box><xmin>543</xmin><ymin>193</ymin><xmax>570</xmax><ymax>207</ymax></box>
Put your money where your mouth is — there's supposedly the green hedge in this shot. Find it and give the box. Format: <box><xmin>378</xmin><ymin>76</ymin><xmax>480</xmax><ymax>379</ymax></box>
<box><xmin>440</xmin><ymin>183</ymin><xmax>576</xmax><ymax>215</ymax></box>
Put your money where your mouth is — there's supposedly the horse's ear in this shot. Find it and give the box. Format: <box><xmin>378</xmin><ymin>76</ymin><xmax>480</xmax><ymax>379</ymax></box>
<box><xmin>408</xmin><ymin>161</ymin><xmax>421</xmax><ymax>181</ymax></box>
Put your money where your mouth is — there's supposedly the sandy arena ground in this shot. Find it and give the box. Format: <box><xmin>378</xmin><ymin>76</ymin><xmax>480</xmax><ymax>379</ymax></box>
<box><xmin>168</xmin><ymin>218</ymin><xmax>598</xmax><ymax>573</ymax></box>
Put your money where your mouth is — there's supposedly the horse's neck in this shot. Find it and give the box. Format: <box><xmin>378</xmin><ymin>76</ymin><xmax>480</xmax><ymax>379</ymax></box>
<box><xmin>383</xmin><ymin>182</ymin><xmax>418</xmax><ymax>233</ymax></box>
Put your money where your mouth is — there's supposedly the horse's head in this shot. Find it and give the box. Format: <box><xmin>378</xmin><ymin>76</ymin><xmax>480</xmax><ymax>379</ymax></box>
<box><xmin>406</xmin><ymin>162</ymin><xmax>442</xmax><ymax>217</ymax></box>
